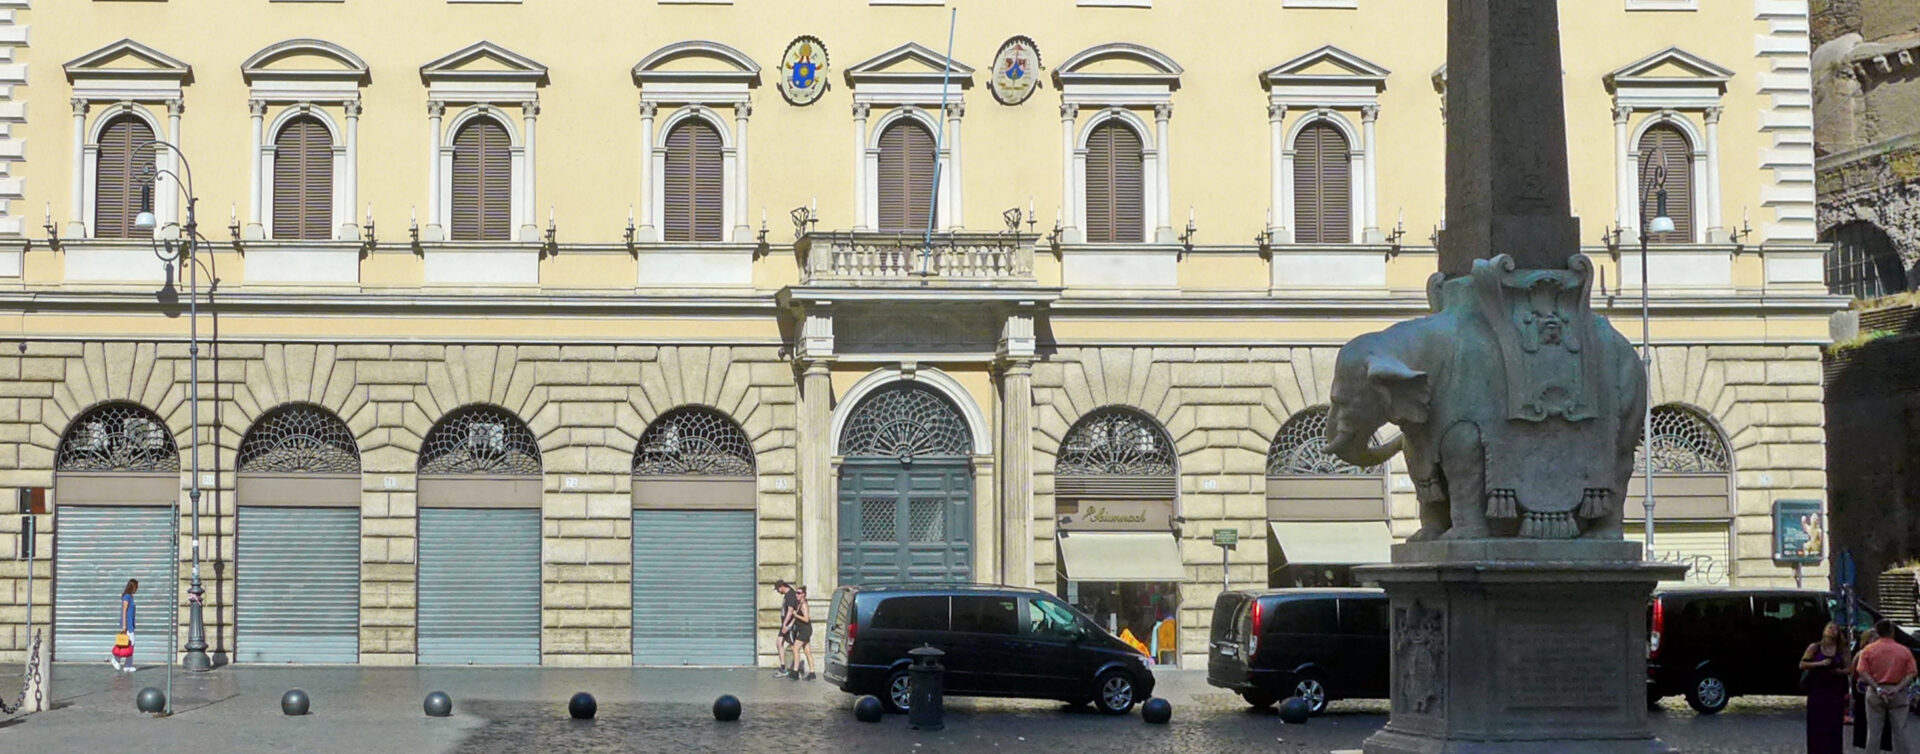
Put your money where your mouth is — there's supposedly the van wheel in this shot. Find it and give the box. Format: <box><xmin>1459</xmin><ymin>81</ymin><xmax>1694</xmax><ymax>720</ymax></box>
<box><xmin>1093</xmin><ymin>670</ymin><xmax>1139</xmax><ymax>715</ymax></box>
<box><xmin>883</xmin><ymin>669</ymin><xmax>913</xmax><ymax>714</ymax></box>
<box><xmin>1684</xmin><ymin>672</ymin><xmax>1729</xmax><ymax>715</ymax></box>
<box><xmin>1293</xmin><ymin>673</ymin><xmax>1330</xmax><ymax>716</ymax></box>
<box><xmin>1242</xmin><ymin>690</ymin><xmax>1277</xmax><ymax>709</ymax></box>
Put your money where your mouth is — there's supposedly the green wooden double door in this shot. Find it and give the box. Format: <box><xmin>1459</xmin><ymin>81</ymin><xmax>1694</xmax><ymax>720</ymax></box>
<box><xmin>838</xmin><ymin>459</ymin><xmax>973</xmax><ymax>586</ymax></box>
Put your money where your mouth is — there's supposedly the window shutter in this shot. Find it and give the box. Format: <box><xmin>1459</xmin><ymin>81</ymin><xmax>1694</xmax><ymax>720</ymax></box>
<box><xmin>272</xmin><ymin>116</ymin><xmax>334</xmax><ymax>241</ymax></box>
<box><xmin>1293</xmin><ymin>122</ymin><xmax>1352</xmax><ymax>245</ymax></box>
<box><xmin>1084</xmin><ymin>121</ymin><xmax>1144</xmax><ymax>244</ymax></box>
<box><xmin>663</xmin><ymin>118</ymin><xmax>724</xmax><ymax>243</ymax></box>
<box><xmin>452</xmin><ymin>117</ymin><xmax>512</xmax><ymax>241</ymax></box>
<box><xmin>93</xmin><ymin>116</ymin><xmax>156</xmax><ymax>240</ymax></box>
<box><xmin>1638</xmin><ymin>125</ymin><xmax>1695</xmax><ymax>244</ymax></box>
<box><xmin>876</xmin><ymin>120</ymin><xmax>935</xmax><ymax>232</ymax></box>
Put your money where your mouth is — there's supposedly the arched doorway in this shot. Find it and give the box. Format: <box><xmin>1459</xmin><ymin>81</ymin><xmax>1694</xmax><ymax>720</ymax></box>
<box><xmin>1053</xmin><ymin>406</ymin><xmax>1182</xmax><ymax>664</ymax></box>
<box><xmin>235</xmin><ymin>403</ymin><xmax>361</xmax><ymax>663</ymax></box>
<box><xmin>1628</xmin><ymin>404</ymin><xmax>1736</xmax><ymax>587</ymax></box>
<box><xmin>837</xmin><ymin>382</ymin><xmax>975</xmax><ymax>585</ymax></box>
<box><xmin>631</xmin><ymin>406</ymin><xmax>757</xmax><ymax>665</ymax></box>
<box><xmin>1822</xmin><ymin>221</ymin><xmax>1906</xmax><ymax>298</ymax></box>
<box><xmin>53</xmin><ymin>402</ymin><xmax>179</xmax><ymax>664</ymax></box>
<box><xmin>415</xmin><ymin>404</ymin><xmax>543</xmax><ymax>664</ymax></box>
<box><xmin>1264</xmin><ymin>405</ymin><xmax>1391</xmax><ymax>588</ymax></box>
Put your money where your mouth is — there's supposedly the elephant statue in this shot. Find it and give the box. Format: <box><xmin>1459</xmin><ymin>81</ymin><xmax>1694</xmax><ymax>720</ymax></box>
<box><xmin>1324</xmin><ymin>254</ymin><xmax>1646</xmax><ymax>541</ymax></box>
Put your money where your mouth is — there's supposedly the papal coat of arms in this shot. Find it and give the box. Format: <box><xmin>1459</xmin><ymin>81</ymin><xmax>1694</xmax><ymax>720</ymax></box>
<box><xmin>991</xmin><ymin>36</ymin><xmax>1041</xmax><ymax>106</ymax></box>
<box><xmin>780</xmin><ymin>36</ymin><xmax>830</xmax><ymax>106</ymax></box>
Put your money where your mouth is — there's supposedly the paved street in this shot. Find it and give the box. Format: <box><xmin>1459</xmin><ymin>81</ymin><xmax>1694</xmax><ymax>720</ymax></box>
<box><xmin>0</xmin><ymin>664</ymin><xmax>1870</xmax><ymax>753</ymax></box>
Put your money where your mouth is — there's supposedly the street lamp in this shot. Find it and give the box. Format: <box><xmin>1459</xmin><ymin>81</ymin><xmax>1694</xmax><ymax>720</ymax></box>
<box><xmin>131</xmin><ymin>140</ymin><xmax>215</xmax><ymax>677</ymax></box>
<box><xmin>1636</xmin><ymin>152</ymin><xmax>1675</xmax><ymax>561</ymax></box>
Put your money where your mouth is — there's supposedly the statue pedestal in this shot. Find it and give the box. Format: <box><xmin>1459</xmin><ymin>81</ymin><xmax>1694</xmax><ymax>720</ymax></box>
<box><xmin>1355</xmin><ymin>540</ymin><xmax>1686</xmax><ymax>754</ymax></box>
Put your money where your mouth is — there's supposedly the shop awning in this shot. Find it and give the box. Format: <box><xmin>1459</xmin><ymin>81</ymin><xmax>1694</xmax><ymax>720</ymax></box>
<box><xmin>1058</xmin><ymin>532</ymin><xmax>1186</xmax><ymax>582</ymax></box>
<box><xmin>1269</xmin><ymin>521</ymin><xmax>1393</xmax><ymax>565</ymax></box>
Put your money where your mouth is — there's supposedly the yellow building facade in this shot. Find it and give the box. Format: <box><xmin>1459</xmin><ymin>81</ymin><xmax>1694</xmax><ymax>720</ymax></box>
<box><xmin>0</xmin><ymin>0</ymin><xmax>1839</xmax><ymax>668</ymax></box>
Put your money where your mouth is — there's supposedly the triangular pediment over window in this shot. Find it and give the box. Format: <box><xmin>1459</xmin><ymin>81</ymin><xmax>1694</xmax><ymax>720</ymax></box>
<box><xmin>420</xmin><ymin>41</ymin><xmax>549</xmax><ymax>85</ymax></box>
<box><xmin>65</xmin><ymin>39</ymin><xmax>193</xmax><ymax>85</ymax></box>
<box><xmin>846</xmin><ymin>43</ymin><xmax>974</xmax><ymax>88</ymax></box>
<box><xmin>1606</xmin><ymin>47</ymin><xmax>1735</xmax><ymax>88</ymax></box>
<box><xmin>1260</xmin><ymin>45</ymin><xmax>1390</xmax><ymax>89</ymax></box>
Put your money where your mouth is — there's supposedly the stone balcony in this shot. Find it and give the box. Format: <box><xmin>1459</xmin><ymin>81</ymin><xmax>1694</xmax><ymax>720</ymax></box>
<box><xmin>796</xmin><ymin>230</ymin><xmax>1037</xmax><ymax>286</ymax></box>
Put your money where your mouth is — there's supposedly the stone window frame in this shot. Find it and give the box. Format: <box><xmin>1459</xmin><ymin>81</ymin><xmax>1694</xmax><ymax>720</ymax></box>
<box><xmin>1260</xmin><ymin>45</ymin><xmax>1388</xmax><ymax>245</ymax></box>
<box><xmin>1605</xmin><ymin>47</ymin><xmax>1733</xmax><ymax>244</ymax></box>
<box><xmin>1054</xmin><ymin>43</ymin><xmax>1182</xmax><ymax>245</ymax></box>
<box><xmin>845</xmin><ymin>43</ymin><xmax>973</xmax><ymax>232</ymax></box>
<box><xmin>419</xmin><ymin>41</ymin><xmax>547</xmax><ymax>243</ymax></box>
<box><xmin>632</xmin><ymin>40</ymin><xmax>759</xmax><ymax>243</ymax></box>
<box><xmin>240</xmin><ymin>38</ymin><xmax>369</xmax><ymax>242</ymax></box>
<box><xmin>62</xmin><ymin>39</ymin><xmax>192</xmax><ymax>240</ymax></box>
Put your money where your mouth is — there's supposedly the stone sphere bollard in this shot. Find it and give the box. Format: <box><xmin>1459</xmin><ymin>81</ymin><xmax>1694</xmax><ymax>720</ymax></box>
<box><xmin>568</xmin><ymin>692</ymin><xmax>597</xmax><ymax>720</ymax></box>
<box><xmin>1141</xmin><ymin>697</ymin><xmax>1172</xmax><ymax>724</ymax></box>
<box><xmin>853</xmin><ymin>695</ymin><xmax>884</xmax><ymax>723</ymax></box>
<box><xmin>423</xmin><ymin>691</ymin><xmax>453</xmax><ymax>718</ymax></box>
<box><xmin>1278</xmin><ymin>696</ymin><xmax>1311</xmax><ymax>724</ymax></box>
<box><xmin>281</xmin><ymin>689</ymin><xmax>311</xmax><ymax>716</ymax></box>
<box><xmin>712</xmin><ymin>694</ymin><xmax>741</xmax><ymax>722</ymax></box>
<box><xmin>136</xmin><ymin>687</ymin><xmax>166</xmax><ymax>713</ymax></box>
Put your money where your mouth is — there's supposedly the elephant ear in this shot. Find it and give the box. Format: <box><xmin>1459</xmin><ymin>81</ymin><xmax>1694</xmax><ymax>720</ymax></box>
<box><xmin>1366</xmin><ymin>353</ymin><xmax>1431</xmax><ymax>424</ymax></box>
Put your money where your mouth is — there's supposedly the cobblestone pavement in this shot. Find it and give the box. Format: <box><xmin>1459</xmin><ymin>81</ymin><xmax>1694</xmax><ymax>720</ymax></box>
<box><xmin>0</xmin><ymin>664</ymin><xmax>1889</xmax><ymax>753</ymax></box>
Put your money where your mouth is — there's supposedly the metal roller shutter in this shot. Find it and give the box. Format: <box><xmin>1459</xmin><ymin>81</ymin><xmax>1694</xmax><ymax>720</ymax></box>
<box><xmin>877</xmin><ymin>120</ymin><xmax>935</xmax><ymax>232</ymax></box>
<box><xmin>631</xmin><ymin>509</ymin><xmax>755</xmax><ymax>665</ymax></box>
<box><xmin>1626</xmin><ymin>524</ymin><xmax>1731</xmax><ymax>588</ymax></box>
<box><xmin>1637</xmin><ymin>124</ymin><xmax>1694</xmax><ymax>244</ymax></box>
<box><xmin>418</xmin><ymin>508</ymin><xmax>541</xmax><ymax>664</ymax></box>
<box><xmin>237</xmin><ymin>507</ymin><xmax>359</xmax><ymax>663</ymax></box>
<box><xmin>54</xmin><ymin>506</ymin><xmax>174</xmax><ymax>664</ymax></box>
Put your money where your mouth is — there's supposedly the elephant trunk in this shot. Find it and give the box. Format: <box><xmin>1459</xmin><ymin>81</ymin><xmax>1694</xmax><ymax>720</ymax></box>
<box><xmin>1328</xmin><ymin>430</ymin><xmax>1403</xmax><ymax>468</ymax></box>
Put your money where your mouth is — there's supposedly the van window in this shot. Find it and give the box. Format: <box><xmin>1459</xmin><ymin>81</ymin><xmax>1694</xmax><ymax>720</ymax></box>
<box><xmin>1211</xmin><ymin>596</ymin><xmax>1246</xmax><ymax>642</ymax></box>
<box><xmin>1268</xmin><ymin>598</ymin><xmax>1338</xmax><ymax>635</ymax></box>
<box><xmin>1756</xmin><ymin>596</ymin><xmax>1826</xmax><ymax>637</ymax></box>
<box><xmin>871</xmin><ymin>596</ymin><xmax>949</xmax><ymax>632</ymax></box>
<box><xmin>1678</xmin><ymin>596</ymin><xmax>1748</xmax><ymax>628</ymax></box>
<box><xmin>951</xmin><ymin>595</ymin><xmax>1019</xmax><ymax>635</ymax></box>
<box><xmin>1028</xmin><ymin>598</ymin><xmax>1082</xmax><ymax>639</ymax></box>
<box><xmin>1339</xmin><ymin>597</ymin><xmax>1390</xmax><ymax>636</ymax></box>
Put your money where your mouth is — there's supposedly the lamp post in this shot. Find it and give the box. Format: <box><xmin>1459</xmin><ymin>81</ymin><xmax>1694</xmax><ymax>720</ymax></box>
<box><xmin>1636</xmin><ymin>153</ymin><xmax>1676</xmax><ymax>561</ymax></box>
<box><xmin>132</xmin><ymin>140</ymin><xmax>214</xmax><ymax>675</ymax></box>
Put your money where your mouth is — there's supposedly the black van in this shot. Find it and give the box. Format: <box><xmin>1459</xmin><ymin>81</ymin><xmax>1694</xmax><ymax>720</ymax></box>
<box><xmin>1206</xmin><ymin>588</ymin><xmax>1388</xmax><ymax>715</ymax></box>
<box><xmin>822</xmin><ymin>583</ymin><xmax>1156</xmax><ymax>715</ymax></box>
<box><xmin>1648</xmin><ymin>588</ymin><xmax>1919</xmax><ymax>714</ymax></box>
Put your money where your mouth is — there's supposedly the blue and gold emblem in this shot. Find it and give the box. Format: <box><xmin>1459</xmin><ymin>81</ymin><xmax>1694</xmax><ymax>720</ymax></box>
<box><xmin>991</xmin><ymin>36</ymin><xmax>1041</xmax><ymax>106</ymax></box>
<box><xmin>779</xmin><ymin>36</ymin><xmax>830</xmax><ymax>106</ymax></box>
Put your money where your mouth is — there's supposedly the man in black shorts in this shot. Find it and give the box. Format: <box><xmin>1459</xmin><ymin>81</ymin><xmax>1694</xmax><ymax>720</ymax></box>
<box><xmin>774</xmin><ymin>580</ymin><xmax>798</xmax><ymax>678</ymax></box>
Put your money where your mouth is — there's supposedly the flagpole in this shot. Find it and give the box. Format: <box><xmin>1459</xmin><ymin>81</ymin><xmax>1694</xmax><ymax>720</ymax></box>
<box><xmin>921</xmin><ymin>7</ymin><xmax>958</xmax><ymax>275</ymax></box>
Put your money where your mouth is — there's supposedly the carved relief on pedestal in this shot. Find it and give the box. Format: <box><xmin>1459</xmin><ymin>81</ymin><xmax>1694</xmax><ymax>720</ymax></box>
<box><xmin>1394</xmin><ymin>599</ymin><xmax>1446</xmax><ymax>717</ymax></box>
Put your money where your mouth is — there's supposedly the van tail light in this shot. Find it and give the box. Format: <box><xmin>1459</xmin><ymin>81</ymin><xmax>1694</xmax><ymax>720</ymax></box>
<box><xmin>1246</xmin><ymin>601</ymin><xmax>1264</xmax><ymax>658</ymax></box>
<box><xmin>1648</xmin><ymin>599</ymin><xmax>1663</xmax><ymax>659</ymax></box>
<box><xmin>846</xmin><ymin>615</ymin><xmax>858</xmax><ymax>655</ymax></box>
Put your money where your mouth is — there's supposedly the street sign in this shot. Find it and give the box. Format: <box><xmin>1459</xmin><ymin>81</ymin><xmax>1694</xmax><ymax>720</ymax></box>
<box><xmin>1212</xmin><ymin>528</ymin><xmax>1238</xmax><ymax>548</ymax></box>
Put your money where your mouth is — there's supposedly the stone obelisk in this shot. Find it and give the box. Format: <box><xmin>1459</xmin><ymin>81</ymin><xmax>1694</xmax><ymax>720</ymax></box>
<box><xmin>1335</xmin><ymin>1</ymin><xmax>1685</xmax><ymax>752</ymax></box>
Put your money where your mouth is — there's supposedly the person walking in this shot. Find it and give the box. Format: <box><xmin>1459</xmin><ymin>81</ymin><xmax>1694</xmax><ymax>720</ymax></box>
<box><xmin>1800</xmin><ymin>621</ymin><xmax>1849</xmax><ymax>754</ymax></box>
<box><xmin>1855</xmin><ymin>619</ymin><xmax>1916</xmax><ymax>754</ymax></box>
<box><xmin>773</xmin><ymin>580</ymin><xmax>797</xmax><ymax>678</ymax></box>
<box><xmin>790</xmin><ymin>585</ymin><xmax>816</xmax><ymax>681</ymax></box>
<box><xmin>109</xmin><ymin>579</ymin><xmax>138</xmax><ymax>673</ymax></box>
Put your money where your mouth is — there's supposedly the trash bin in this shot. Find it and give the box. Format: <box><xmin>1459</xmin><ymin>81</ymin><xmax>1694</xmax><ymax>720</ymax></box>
<box><xmin>907</xmin><ymin>645</ymin><xmax>945</xmax><ymax>731</ymax></box>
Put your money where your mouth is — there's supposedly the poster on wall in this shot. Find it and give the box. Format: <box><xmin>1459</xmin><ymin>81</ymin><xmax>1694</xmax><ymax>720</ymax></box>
<box><xmin>990</xmin><ymin>36</ymin><xmax>1042</xmax><ymax>105</ymax></box>
<box><xmin>779</xmin><ymin>36</ymin><xmax>830</xmax><ymax>106</ymax></box>
<box><xmin>1773</xmin><ymin>498</ymin><xmax>1825</xmax><ymax>565</ymax></box>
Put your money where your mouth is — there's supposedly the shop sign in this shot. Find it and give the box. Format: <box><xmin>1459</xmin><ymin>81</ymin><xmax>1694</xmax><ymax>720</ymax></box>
<box><xmin>1773</xmin><ymin>498</ymin><xmax>1824</xmax><ymax>565</ymax></box>
<box><xmin>1058</xmin><ymin>500</ymin><xmax>1171</xmax><ymax>531</ymax></box>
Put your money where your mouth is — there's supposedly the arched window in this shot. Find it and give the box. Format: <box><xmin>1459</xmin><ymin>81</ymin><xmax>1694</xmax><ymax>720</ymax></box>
<box><xmin>418</xmin><ymin>405</ymin><xmax>541</xmax><ymax>475</ymax></box>
<box><xmin>94</xmin><ymin>116</ymin><xmax>157</xmax><ymax>240</ymax></box>
<box><xmin>57</xmin><ymin>402</ymin><xmax>178</xmax><ymax>472</ymax></box>
<box><xmin>662</xmin><ymin>119</ymin><xmax>724</xmax><ymax>243</ymax></box>
<box><xmin>840</xmin><ymin>383</ymin><xmax>973</xmax><ymax>460</ymax></box>
<box><xmin>1057</xmin><ymin>407</ymin><xmax>1176</xmax><ymax>477</ymax></box>
<box><xmin>450</xmin><ymin>116</ymin><xmax>512</xmax><ymax>242</ymax></box>
<box><xmin>272</xmin><ymin>116</ymin><xmax>335</xmax><ymax>241</ymax></box>
<box><xmin>1822</xmin><ymin>221</ymin><xmax>1906</xmax><ymax>299</ymax></box>
<box><xmin>1084</xmin><ymin>120</ymin><xmax>1145</xmax><ymax>244</ymax></box>
<box><xmin>633</xmin><ymin>406</ymin><xmax>755</xmax><ymax>476</ymax></box>
<box><xmin>1268</xmin><ymin>406</ymin><xmax>1381</xmax><ymax>475</ymax></box>
<box><xmin>876</xmin><ymin>119</ymin><xmax>936</xmax><ymax>232</ymax></box>
<box><xmin>1635</xmin><ymin>405</ymin><xmax>1730</xmax><ymax>474</ymax></box>
<box><xmin>1292</xmin><ymin>121</ymin><xmax>1352</xmax><ymax>245</ymax></box>
<box><xmin>237</xmin><ymin>403</ymin><xmax>359</xmax><ymax>474</ymax></box>
<box><xmin>1638</xmin><ymin>123</ymin><xmax>1695</xmax><ymax>244</ymax></box>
